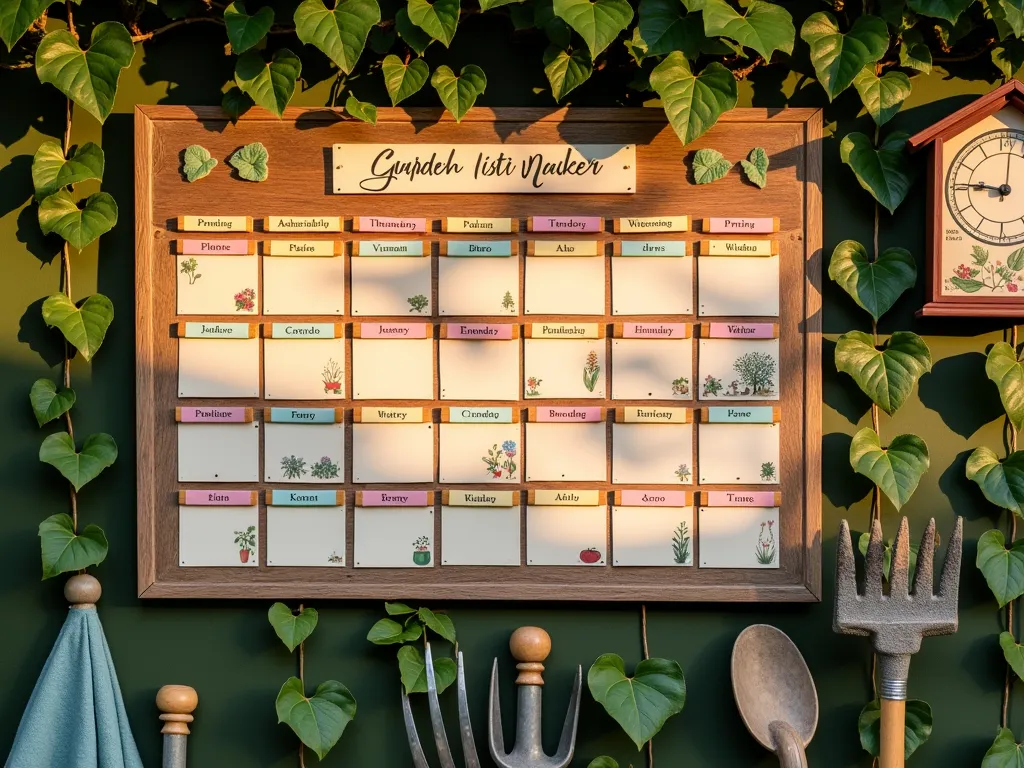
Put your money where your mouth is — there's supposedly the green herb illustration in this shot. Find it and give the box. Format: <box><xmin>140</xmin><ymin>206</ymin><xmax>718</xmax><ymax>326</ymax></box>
<box><xmin>525</xmin><ymin>376</ymin><xmax>542</xmax><ymax>397</ymax></box>
<box><xmin>234</xmin><ymin>525</ymin><xmax>256</xmax><ymax>563</ymax></box>
<box><xmin>501</xmin><ymin>290</ymin><xmax>515</xmax><ymax>311</ymax></box>
<box><xmin>733</xmin><ymin>351</ymin><xmax>777</xmax><ymax>396</ymax></box>
<box><xmin>674</xmin><ymin>464</ymin><xmax>691</xmax><ymax>482</ymax></box>
<box><xmin>281</xmin><ymin>455</ymin><xmax>307</xmax><ymax>479</ymax></box>
<box><xmin>412</xmin><ymin>536</ymin><xmax>431</xmax><ymax>566</ymax></box>
<box><xmin>672</xmin><ymin>521</ymin><xmax>691</xmax><ymax>565</ymax></box>
<box><xmin>671</xmin><ymin>376</ymin><xmax>689</xmax><ymax>396</ymax></box>
<box><xmin>310</xmin><ymin>456</ymin><xmax>340</xmax><ymax>479</ymax></box>
<box><xmin>760</xmin><ymin>461</ymin><xmax>777</xmax><ymax>481</ymax></box>
<box><xmin>322</xmin><ymin>358</ymin><xmax>343</xmax><ymax>395</ymax></box>
<box><xmin>947</xmin><ymin>245</ymin><xmax>1024</xmax><ymax>294</ymax></box>
<box><xmin>327</xmin><ymin>551</ymin><xmax>344</xmax><ymax>564</ymax></box>
<box><xmin>702</xmin><ymin>375</ymin><xmax>723</xmax><ymax>397</ymax></box>
<box><xmin>754</xmin><ymin>520</ymin><xmax>776</xmax><ymax>565</ymax></box>
<box><xmin>180</xmin><ymin>257</ymin><xmax>200</xmax><ymax>285</ymax></box>
<box><xmin>408</xmin><ymin>294</ymin><xmax>429</xmax><ymax>313</ymax></box>
<box><xmin>482</xmin><ymin>441</ymin><xmax>517</xmax><ymax>480</ymax></box>
<box><xmin>583</xmin><ymin>350</ymin><xmax>601</xmax><ymax>392</ymax></box>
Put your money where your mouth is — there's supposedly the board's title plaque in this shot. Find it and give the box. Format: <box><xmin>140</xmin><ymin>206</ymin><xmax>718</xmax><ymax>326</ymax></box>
<box><xmin>332</xmin><ymin>143</ymin><xmax>636</xmax><ymax>194</ymax></box>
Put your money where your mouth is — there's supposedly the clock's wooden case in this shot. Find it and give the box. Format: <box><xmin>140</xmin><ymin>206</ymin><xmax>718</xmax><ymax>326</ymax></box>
<box><xmin>911</xmin><ymin>79</ymin><xmax>1024</xmax><ymax>317</ymax></box>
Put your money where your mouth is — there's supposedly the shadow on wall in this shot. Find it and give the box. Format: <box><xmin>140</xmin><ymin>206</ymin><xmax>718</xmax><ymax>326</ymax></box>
<box><xmin>919</xmin><ymin>352</ymin><xmax>1005</xmax><ymax>440</ymax></box>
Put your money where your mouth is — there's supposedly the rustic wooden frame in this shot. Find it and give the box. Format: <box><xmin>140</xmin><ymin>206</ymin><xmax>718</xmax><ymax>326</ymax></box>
<box><xmin>136</xmin><ymin>105</ymin><xmax>822</xmax><ymax>601</ymax></box>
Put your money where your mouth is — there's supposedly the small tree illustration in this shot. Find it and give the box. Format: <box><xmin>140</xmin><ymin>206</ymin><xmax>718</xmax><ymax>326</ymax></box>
<box><xmin>408</xmin><ymin>294</ymin><xmax>429</xmax><ymax>313</ymax></box>
<box><xmin>180</xmin><ymin>257</ymin><xmax>201</xmax><ymax>285</ymax></box>
<box><xmin>733</xmin><ymin>351</ymin><xmax>777</xmax><ymax>395</ymax></box>
<box><xmin>501</xmin><ymin>290</ymin><xmax>515</xmax><ymax>311</ymax></box>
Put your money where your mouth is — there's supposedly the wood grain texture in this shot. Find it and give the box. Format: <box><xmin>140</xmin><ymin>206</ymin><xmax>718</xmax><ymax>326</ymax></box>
<box><xmin>136</xmin><ymin>106</ymin><xmax>822</xmax><ymax>601</ymax></box>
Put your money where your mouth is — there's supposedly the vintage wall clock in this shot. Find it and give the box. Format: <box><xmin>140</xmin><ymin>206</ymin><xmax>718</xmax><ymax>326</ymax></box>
<box><xmin>910</xmin><ymin>79</ymin><xmax>1024</xmax><ymax>317</ymax></box>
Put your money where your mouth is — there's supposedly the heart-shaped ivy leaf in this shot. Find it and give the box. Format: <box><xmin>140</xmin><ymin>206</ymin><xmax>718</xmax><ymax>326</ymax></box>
<box><xmin>636</xmin><ymin>0</ymin><xmax>703</xmax><ymax>58</ymax></box>
<box><xmin>417</xmin><ymin>606</ymin><xmax>456</xmax><ymax>642</ymax></box>
<box><xmin>553</xmin><ymin>0</ymin><xmax>633</xmax><ymax>55</ymax></box>
<box><xmin>276</xmin><ymin>677</ymin><xmax>356</xmax><ymax>760</ymax></box>
<box><xmin>431</xmin><ymin>64</ymin><xmax>486</xmax><ymax>122</ymax></box>
<box><xmin>587</xmin><ymin>759</ymin><xmax>620</xmax><ymax>768</ymax></box>
<box><xmin>740</xmin><ymin>146</ymin><xmax>769</xmax><ymax>188</ymax></box>
<box><xmin>39</xmin><ymin>432</ymin><xmax>118</xmax><ymax>491</ymax></box>
<box><xmin>1001</xmin><ymin>631</ymin><xmax>1024</xmax><ymax>682</ymax></box>
<box><xmin>38</xmin><ymin>513</ymin><xmax>108</xmax><ymax>579</ymax></box>
<box><xmin>366</xmin><ymin>617</ymin><xmax>423</xmax><ymax>644</ymax></box>
<box><xmin>395</xmin><ymin>8</ymin><xmax>434</xmax><ymax>54</ymax></box>
<box><xmin>828</xmin><ymin>241</ymin><xmax>917</xmax><ymax>321</ymax></box>
<box><xmin>32</xmin><ymin>141</ymin><xmax>104</xmax><ymax>201</ymax></box>
<box><xmin>536</xmin><ymin>0</ymin><xmax>572</xmax><ymax>46</ymax></box>
<box><xmin>987</xmin><ymin>342</ymin><xmax>1024</xmax><ymax>433</ymax></box>
<box><xmin>30</xmin><ymin>379</ymin><xmax>76</xmax><ymax>427</ymax></box>
<box><xmin>834</xmin><ymin>330</ymin><xmax>932</xmax><ymax>415</ymax></box>
<box><xmin>692</xmin><ymin>148</ymin><xmax>731</xmax><ymax>184</ymax></box>
<box><xmin>907</xmin><ymin>0</ymin><xmax>972</xmax><ymax>22</ymax></box>
<box><xmin>42</xmin><ymin>293</ymin><xmax>114</xmax><ymax>361</ymax></box>
<box><xmin>268</xmin><ymin>602</ymin><xmax>319</xmax><ymax>652</ymax></box>
<box><xmin>848</xmin><ymin>428</ymin><xmax>929</xmax><ymax>510</ymax></box>
<box><xmin>235</xmin><ymin>48</ymin><xmax>301</xmax><ymax>119</ymax></box>
<box><xmin>588</xmin><ymin>654</ymin><xmax>686</xmax><ymax>750</ymax></box>
<box><xmin>38</xmin><ymin>191</ymin><xmax>118</xmax><ymax>250</ymax></box>
<box><xmin>382</xmin><ymin>55</ymin><xmax>430</xmax><ymax>105</ymax></box>
<box><xmin>344</xmin><ymin>94</ymin><xmax>377</xmax><ymax>124</ymax></box>
<box><xmin>899</xmin><ymin>29</ymin><xmax>932</xmax><ymax>73</ymax></box>
<box><xmin>688</xmin><ymin>0</ymin><xmax>794</xmax><ymax>62</ymax></box>
<box><xmin>397</xmin><ymin>645</ymin><xmax>457</xmax><ymax>694</ymax></box>
<box><xmin>222</xmin><ymin>86</ymin><xmax>254</xmax><ymax>122</ymax></box>
<box><xmin>408</xmin><ymin>0</ymin><xmax>460</xmax><ymax>46</ymax></box>
<box><xmin>35</xmin><ymin>21</ymin><xmax>135</xmax><ymax>124</ymax></box>
<box><xmin>182</xmin><ymin>145</ymin><xmax>218</xmax><ymax>183</ymax></box>
<box><xmin>840</xmin><ymin>131</ymin><xmax>914</xmax><ymax>214</ymax></box>
<box><xmin>799</xmin><ymin>12</ymin><xmax>888</xmax><ymax>101</ymax></box>
<box><xmin>224</xmin><ymin>0</ymin><xmax>274</xmax><ymax>53</ymax></box>
<box><xmin>0</xmin><ymin>0</ymin><xmax>56</xmax><ymax>49</ymax></box>
<box><xmin>650</xmin><ymin>53</ymin><xmax>737</xmax><ymax>146</ymax></box>
<box><xmin>984</xmin><ymin>727</ymin><xmax>1024</xmax><ymax>765</ymax></box>
<box><xmin>852</xmin><ymin>68</ymin><xmax>912</xmax><ymax>127</ymax></box>
<box><xmin>977</xmin><ymin>529</ymin><xmax>1024</xmax><ymax>608</ymax></box>
<box><xmin>966</xmin><ymin>447</ymin><xmax>1024</xmax><ymax>516</ymax></box>
<box><xmin>858</xmin><ymin>698</ymin><xmax>933</xmax><ymax>760</ymax></box>
<box><xmin>994</xmin><ymin>39</ymin><xmax>1024</xmax><ymax>81</ymax></box>
<box><xmin>294</xmin><ymin>0</ymin><xmax>380</xmax><ymax>73</ymax></box>
<box><xmin>385</xmin><ymin>601</ymin><xmax>416</xmax><ymax>615</ymax></box>
<box><xmin>544</xmin><ymin>45</ymin><xmax>593</xmax><ymax>102</ymax></box>
<box><xmin>229</xmin><ymin>141</ymin><xmax>270</xmax><ymax>182</ymax></box>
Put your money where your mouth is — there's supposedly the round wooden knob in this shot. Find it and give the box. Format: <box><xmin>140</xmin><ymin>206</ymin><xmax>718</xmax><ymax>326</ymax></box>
<box><xmin>157</xmin><ymin>685</ymin><xmax>198</xmax><ymax>736</ymax></box>
<box><xmin>65</xmin><ymin>574</ymin><xmax>101</xmax><ymax>607</ymax></box>
<box><xmin>510</xmin><ymin>627</ymin><xmax>551</xmax><ymax>686</ymax></box>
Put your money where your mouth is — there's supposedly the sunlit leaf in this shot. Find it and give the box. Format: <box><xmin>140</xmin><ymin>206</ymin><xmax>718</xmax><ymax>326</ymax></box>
<box><xmin>649</xmin><ymin>53</ymin><xmax>737</xmax><ymax>146</ymax></box>
<box><xmin>38</xmin><ymin>513</ymin><xmax>107</xmax><ymax>579</ymax></box>
<box><xmin>553</xmin><ymin>0</ymin><xmax>633</xmax><ymax>55</ymax></box>
<box><xmin>382</xmin><ymin>55</ymin><xmax>429</xmax><ymax>106</ymax></box>
<box><xmin>827</xmin><ymin>240</ymin><xmax>916</xmax><ymax>321</ymax></box>
<box><xmin>587</xmin><ymin>653</ymin><xmax>686</xmax><ymax>750</ymax></box>
<box><xmin>39</xmin><ymin>431</ymin><xmax>117</xmax><ymax>491</ymax></box>
<box><xmin>235</xmin><ymin>48</ymin><xmax>301</xmax><ymax>119</ymax></box>
<box><xmin>543</xmin><ymin>45</ymin><xmax>592</xmax><ymax>102</ymax></box>
<box><xmin>800</xmin><ymin>12</ymin><xmax>887</xmax><ymax>101</ymax></box>
<box><xmin>840</xmin><ymin>131</ymin><xmax>914</xmax><ymax>213</ymax></box>
<box><xmin>224</xmin><ymin>0</ymin><xmax>274</xmax><ymax>53</ymax></box>
<box><xmin>268</xmin><ymin>603</ymin><xmax>319</xmax><ymax>652</ymax></box>
<box><xmin>42</xmin><ymin>293</ymin><xmax>114</xmax><ymax>361</ymax></box>
<box><xmin>275</xmin><ymin>678</ymin><xmax>356</xmax><ymax>759</ymax></box>
<box><xmin>32</xmin><ymin>140</ymin><xmax>104</xmax><ymax>201</ymax></box>
<box><xmin>294</xmin><ymin>0</ymin><xmax>380</xmax><ymax>73</ymax></box>
<box><xmin>848</xmin><ymin>427</ymin><xmax>929</xmax><ymax>510</ymax></box>
<box><xmin>29</xmin><ymin>378</ymin><xmax>75</xmax><ymax>427</ymax></box>
<box><xmin>431</xmin><ymin>64</ymin><xmax>486</xmax><ymax>122</ymax></box>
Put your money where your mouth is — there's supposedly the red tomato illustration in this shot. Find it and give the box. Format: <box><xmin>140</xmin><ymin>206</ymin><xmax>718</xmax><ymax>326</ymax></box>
<box><xmin>579</xmin><ymin>548</ymin><xmax>601</xmax><ymax>564</ymax></box>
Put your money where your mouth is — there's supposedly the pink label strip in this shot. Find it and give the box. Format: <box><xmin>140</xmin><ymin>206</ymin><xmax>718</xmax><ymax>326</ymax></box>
<box><xmin>179</xmin><ymin>407</ymin><xmax>249</xmax><ymax>423</ymax></box>
<box><xmin>356</xmin><ymin>216</ymin><xmax>427</xmax><ymax>232</ymax></box>
<box><xmin>359</xmin><ymin>323</ymin><xmax>429</xmax><ymax>339</ymax></box>
<box><xmin>535</xmin><ymin>406</ymin><xmax>603</xmax><ymax>422</ymax></box>
<box><xmin>708</xmin><ymin>322</ymin><xmax>776</xmax><ymax>339</ymax></box>
<box><xmin>704</xmin><ymin>491</ymin><xmax>777</xmax><ymax>507</ymax></box>
<box><xmin>178</xmin><ymin>239</ymin><xmax>251</xmax><ymax>255</ymax></box>
<box><xmin>619</xmin><ymin>490</ymin><xmax>689</xmax><ymax>506</ymax></box>
<box><xmin>622</xmin><ymin>323</ymin><xmax>689</xmax><ymax>339</ymax></box>
<box><xmin>181</xmin><ymin>490</ymin><xmax>255</xmax><ymax>506</ymax></box>
<box><xmin>360</xmin><ymin>490</ymin><xmax>429</xmax><ymax>506</ymax></box>
<box><xmin>446</xmin><ymin>323</ymin><xmax>514</xmax><ymax>340</ymax></box>
<box><xmin>531</xmin><ymin>216</ymin><xmax>602</xmax><ymax>233</ymax></box>
<box><xmin>706</xmin><ymin>217</ymin><xmax>776</xmax><ymax>234</ymax></box>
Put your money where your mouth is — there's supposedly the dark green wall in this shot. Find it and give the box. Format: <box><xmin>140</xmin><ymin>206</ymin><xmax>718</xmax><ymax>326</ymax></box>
<box><xmin>0</xmin><ymin>21</ymin><xmax>1017</xmax><ymax>767</ymax></box>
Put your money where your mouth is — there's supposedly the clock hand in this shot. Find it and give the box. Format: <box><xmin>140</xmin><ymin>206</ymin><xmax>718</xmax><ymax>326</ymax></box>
<box><xmin>955</xmin><ymin>181</ymin><xmax>1013</xmax><ymax>196</ymax></box>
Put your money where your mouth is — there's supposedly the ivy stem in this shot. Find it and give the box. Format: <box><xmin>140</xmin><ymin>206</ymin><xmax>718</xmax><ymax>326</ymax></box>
<box><xmin>640</xmin><ymin>604</ymin><xmax>653</xmax><ymax>768</ymax></box>
<box><xmin>870</xmin><ymin>192</ymin><xmax>881</xmax><ymax>720</ymax></box>
<box><xmin>1004</xmin><ymin>327</ymin><xmax>1020</xmax><ymax>730</ymax></box>
<box><xmin>59</xmin><ymin>62</ymin><xmax>79</xmax><ymax>533</ymax></box>
<box><xmin>298</xmin><ymin>602</ymin><xmax>306</xmax><ymax>768</ymax></box>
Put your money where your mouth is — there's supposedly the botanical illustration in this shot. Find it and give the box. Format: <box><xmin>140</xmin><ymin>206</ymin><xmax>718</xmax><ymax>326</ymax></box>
<box><xmin>281</xmin><ymin>455</ymin><xmax>307</xmax><ymax>479</ymax></box>
<box><xmin>702</xmin><ymin>375</ymin><xmax>723</xmax><ymax>397</ymax></box>
<box><xmin>672</xmin><ymin>521</ymin><xmax>691</xmax><ymax>565</ymax></box>
<box><xmin>732</xmin><ymin>351</ymin><xmax>777</xmax><ymax>396</ymax></box>
<box><xmin>760</xmin><ymin>461</ymin><xmax>777</xmax><ymax>481</ymax></box>
<box><xmin>229</xmin><ymin>141</ymin><xmax>269</xmax><ymax>182</ymax></box>
<box><xmin>946</xmin><ymin>245</ymin><xmax>1024</xmax><ymax>294</ymax></box>
<box><xmin>579</xmin><ymin>547</ymin><xmax>602</xmax><ymax>564</ymax></box>
<box><xmin>234</xmin><ymin>287</ymin><xmax>256</xmax><ymax>312</ymax></box>
<box><xmin>322</xmin><ymin>358</ymin><xmax>343</xmax><ymax>395</ymax></box>
<box><xmin>501</xmin><ymin>290</ymin><xmax>515</xmax><ymax>311</ymax></box>
<box><xmin>327</xmin><ymin>551</ymin><xmax>343</xmax><ymax>564</ymax></box>
<box><xmin>671</xmin><ymin>376</ymin><xmax>690</xmax><ymax>396</ymax></box>
<box><xmin>407</xmin><ymin>294</ymin><xmax>429</xmax><ymax>313</ymax></box>
<box><xmin>583</xmin><ymin>350</ymin><xmax>601</xmax><ymax>392</ymax></box>
<box><xmin>412</xmin><ymin>536</ymin><xmax>431</xmax><ymax>566</ymax></box>
<box><xmin>234</xmin><ymin>525</ymin><xmax>256</xmax><ymax>564</ymax></box>
<box><xmin>482</xmin><ymin>441</ymin><xmax>517</xmax><ymax>480</ymax></box>
<box><xmin>310</xmin><ymin>456</ymin><xmax>341</xmax><ymax>479</ymax></box>
<box><xmin>754</xmin><ymin>520</ymin><xmax>776</xmax><ymax>566</ymax></box>
<box><xmin>525</xmin><ymin>376</ymin><xmax>542</xmax><ymax>397</ymax></box>
<box><xmin>180</xmin><ymin>257</ymin><xmax>201</xmax><ymax>285</ymax></box>
<box><xmin>674</xmin><ymin>464</ymin><xmax>691</xmax><ymax>482</ymax></box>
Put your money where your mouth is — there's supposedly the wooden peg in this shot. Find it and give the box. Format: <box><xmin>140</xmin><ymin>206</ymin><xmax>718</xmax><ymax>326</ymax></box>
<box><xmin>157</xmin><ymin>685</ymin><xmax>199</xmax><ymax>736</ymax></box>
<box><xmin>510</xmin><ymin>626</ymin><xmax>552</xmax><ymax>686</ymax></box>
<box><xmin>65</xmin><ymin>573</ymin><xmax>101</xmax><ymax>608</ymax></box>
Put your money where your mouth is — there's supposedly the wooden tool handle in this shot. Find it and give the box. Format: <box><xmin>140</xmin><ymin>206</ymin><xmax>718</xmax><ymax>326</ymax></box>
<box><xmin>157</xmin><ymin>685</ymin><xmax>199</xmax><ymax>736</ymax></box>
<box><xmin>510</xmin><ymin>626</ymin><xmax>551</xmax><ymax>686</ymax></box>
<box><xmin>880</xmin><ymin>698</ymin><xmax>905</xmax><ymax>768</ymax></box>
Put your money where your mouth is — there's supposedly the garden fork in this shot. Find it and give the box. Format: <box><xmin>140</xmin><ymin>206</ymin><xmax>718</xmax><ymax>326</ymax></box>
<box><xmin>401</xmin><ymin>642</ymin><xmax>481</xmax><ymax>768</ymax></box>
<box><xmin>834</xmin><ymin>516</ymin><xmax>963</xmax><ymax>768</ymax></box>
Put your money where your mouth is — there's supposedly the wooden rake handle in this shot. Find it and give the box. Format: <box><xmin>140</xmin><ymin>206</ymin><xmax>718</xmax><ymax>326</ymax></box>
<box><xmin>880</xmin><ymin>699</ymin><xmax>905</xmax><ymax>768</ymax></box>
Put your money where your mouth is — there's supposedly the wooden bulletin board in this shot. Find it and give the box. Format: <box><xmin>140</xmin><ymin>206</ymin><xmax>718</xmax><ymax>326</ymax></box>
<box><xmin>136</xmin><ymin>105</ymin><xmax>822</xmax><ymax>601</ymax></box>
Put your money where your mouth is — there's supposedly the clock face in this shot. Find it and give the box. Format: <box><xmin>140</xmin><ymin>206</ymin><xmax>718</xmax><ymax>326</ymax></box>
<box><xmin>945</xmin><ymin>128</ymin><xmax>1024</xmax><ymax>246</ymax></box>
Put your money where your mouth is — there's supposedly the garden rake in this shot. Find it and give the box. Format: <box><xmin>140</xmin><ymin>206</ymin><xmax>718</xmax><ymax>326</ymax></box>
<box><xmin>401</xmin><ymin>642</ymin><xmax>481</xmax><ymax>768</ymax></box>
<box><xmin>834</xmin><ymin>516</ymin><xmax>963</xmax><ymax>768</ymax></box>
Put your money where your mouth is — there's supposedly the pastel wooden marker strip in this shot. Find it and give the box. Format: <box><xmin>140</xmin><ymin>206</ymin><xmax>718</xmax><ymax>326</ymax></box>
<box><xmin>613</xmin><ymin>241</ymin><xmax>687</xmax><ymax>257</ymax></box>
<box><xmin>353</xmin><ymin>216</ymin><xmax>427</xmax><ymax>233</ymax></box>
<box><xmin>442</xmin><ymin>217</ymin><xmax>517</xmax><ymax>233</ymax></box>
<box><xmin>527</xmin><ymin>240</ymin><xmax>601</xmax><ymax>256</ymax></box>
<box><xmin>356</xmin><ymin>490</ymin><xmax>433</xmax><ymax>506</ymax></box>
<box><xmin>442</xmin><ymin>407</ymin><xmax>517</xmax><ymax>423</ymax></box>
<box><xmin>176</xmin><ymin>406</ymin><xmax>253</xmax><ymax>423</ymax></box>
<box><xmin>263</xmin><ymin>240</ymin><xmax>342</xmax><ymax>256</ymax></box>
<box><xmin>176</xmin><ymin>322</ymin><xmax>257</xmax><ymax>339</ymax></box>
<box><xmin>702</xmin><ymin>322</ymin><xmax>779</xmax><ymax>339</ymax></box>
<box><xmin>616</xmin><ymin>407</ymin><xmax>690</xmax><ymax>423</ymax></box>
<box><xmin>179</xmin><ymin>489</ymin><xmax>258</xmax><ymax>505</ymax></box>
<box><xmin>351</xmin><ymin>240</ymin><xmax>426</xmax><ymax>256</ymax></box>
<box><xmin>353</xmin><ymin>407</ymin><xmax>427</xmax><ymax>422</ymax></box>
<box><xmin>269</xmin><ymin>489</ymin><xmax>343</xmax><ymax>506</ymax></box>
<box><xmin>440</xmin><ymin>240</ymin><xmax>513</xmax><ymax>257</ymax></box>
<box><xmin>701</xmin><ymin>406</ymin><xmax>780</xmax><ymax>423</ymax></box>
<box><xmin>701</xmin><ymin>239</ymin><xmax>777</xmax><ymax>256</ymax></box>
<box><xmin>528</xmin><ymin>489</ymin><xmax>602</xmax><ymax>505</ymax></box>
<box><xmin>527</xmin><ymin>216</ymin><xmax>602</xmax><ymax>233</ymax></box>
<box><xmin>614</xmin><ymin>322</ymin><xmax>689</xmax><ymax>339</ymax></box>
<box><xmin>440</xmin><ymin>323</ymin><xmax>518</xmax><ymax>340</ymax></box>
<box><xmin>703</xmin><ymin>217</ymin><xmax>779</xmax><ymax>234</ymax></box>
<box><xmin>442</xmin><ymin>490</ymin><xmax>519</xmax><ymax>506</ymax></box>
<box><xmin>264</xmin><ymin>215</ymin><xmax>342</xmax><ymax>232</ymax></box>
<box><xmin>700</xmin><ymin>490</ymin><xmax>781</xmax><ymax>507</ymax></box>
<box><xmin>615</xmin><ymin>490</ymin><xmax>690</xmax><ymax>506</ymax></box>
<box><xmin>524</xmin><ymin>323</ymin><xmax>603</xmax><ymax>339</ymax></box>
<box><xmin>613</xmin><ymin>216</ymin><xmax>689</xmax><ymax>233</ymax></box>
<box><xmin>265</xmin><ymin>322</ymin><xmax>344</xmax><ymax>339</ymax></box>
<box><xmin>177</xmin><ymin>215</ymin><xmax>253</xmax><ymax>232</ymax></box>
<box><xmin>264</xmin><ymin>407</ymin><xmax>344</xmax><ymax>423</ymax></box>
<box><xmin>529</xmin><ymin>406</ymin><xmax>604</xmax><ymax>422</ymax></box>
<box><xmin>176</xmin><ymin>239</ymin><xmax>254</xmax><ymax>255</ymax></box>
<box><xmin>353</xmin><ymin>322</ymin><xmax>430</xmax><ymax>339</ymax></box>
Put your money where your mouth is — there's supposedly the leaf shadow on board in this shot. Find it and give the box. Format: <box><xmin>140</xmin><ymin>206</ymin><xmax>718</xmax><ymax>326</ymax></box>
<box><xmin>136</xmin><ymin>23</ymin><xmax>234</xmax><ymax>106</ymax></box>
<box><xmin>918</xmin><ymin>352</ymin><xmax>1004</xmax><ymax>440</ymax></box>
<box><xmin>16</xmin><ymin>205</ymin><xmax>62</xmax><ymax>267</ymax></box>
<box><xmin>18</xmin><ymin>297</ymin><xmax>65</xmax><ymax>369</ymax></box>
<box><xmin>822</xmin><ymin>338</ymin><xmax>873</xmax><ymax>425</ymax></box>
<box><xmin>822</xmin><ymin>432</ymin><xmax>874</xmax><ymax>510</ymax></box>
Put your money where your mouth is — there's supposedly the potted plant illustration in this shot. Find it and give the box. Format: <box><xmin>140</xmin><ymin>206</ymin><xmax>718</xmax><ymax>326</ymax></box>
<box><xmin>310</xmin><ymin>456</ymin><xmax>340</xmax><ymax>479</ymax></box>
<box><xmin>672</xmin><ymin>521</ymin><xmax>691</xmax><ymax>565</ymax></box>
<box><xmin>407</xmin><ymin>294</ymin><xmax>429</xmax><ymax>312</ymax></box>
<box><xmin>671</xmin><ymin>376</ymin><xmax>689</xmax><ymax>395</ymax></box>
<box><xmin>754</xmin><ymin>520</ymin><xmax>776</xmax><ymax>565</ymax></box>
<box><xmin>234</xmin><ymin>287</ymin><xmax>256</xmax><ymax>312</ymax></box>
<box><xmin>702</xmin><ymin>375</ymin><xmax>723</xmax><ymax>397</ymax></box>
<box><xmin>501</xmin><ymin>290</ymin><xmax>515</xmax><ymax>311</ymax></box>
<box><xmin>327</xmin><ymin>551</ymin><xmax>343</xmax><ymax>564</ymax></box>
<box><xmin>733</xmin><ymin>351</ymin><xmax>777</xmax><ymax>396</ymax></box>
<box><xmin>481</xmin><ymin>441</ymin><xmax>517</xmax><ymax>479</ymax></box>
<box><xmin>412</xmin><ymin>536</ymin><xmax>431</xmax><ymax>566</ymax></box>
<box><xmin>322</xmin><ymin>358</ymin><xmax>343</xmax><ymax>395</ymax></box>
<box><xmin>583</xmin><ymin>350</ymin><xmax>601</xmax><ymax>392</ymax></box>
<box><xmin>180</xmin><ymin>257</ymin><xmax>200</xmax><ymax>285</ymax></box>
<box><xmin>234</xmin><ymin>525</ymin><xmax>256</xmax><ymax>563</ymax></box>
<box><xmin>760</xmin><ymin>461</ymin><xmax>777</xmax><ymax>481</ymax></box>
<box><xmin>281</xmin><ymin>455</ymin><xmax>307</xmax><ymax>479</ymax></box>
<box><xmin>579</xmin><ymin>548</ymin><xmax>602</xmax><ymax>564</ymax></box>
<box><xmin>525</xmin><ymin>376</ymin><xmax>542</xmax><ymax>397</ymax></box>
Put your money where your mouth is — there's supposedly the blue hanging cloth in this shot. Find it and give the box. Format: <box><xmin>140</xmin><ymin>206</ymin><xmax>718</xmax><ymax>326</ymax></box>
<box><xmin>6</xmin><ymin>606</ymin><xmax>144</xmax><ymax>768</ymax></box>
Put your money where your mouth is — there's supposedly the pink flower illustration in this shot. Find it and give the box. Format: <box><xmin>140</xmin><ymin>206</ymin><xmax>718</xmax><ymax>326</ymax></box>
<box><xmin>955</xmin><ymin>264</ymin><xmax>972</xmax><ymax>279</ymax></box>
<box><xmin>1010</xmin><ymin>284</ymin><xmax>1019</xmax><ymax>293</ymax></box>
